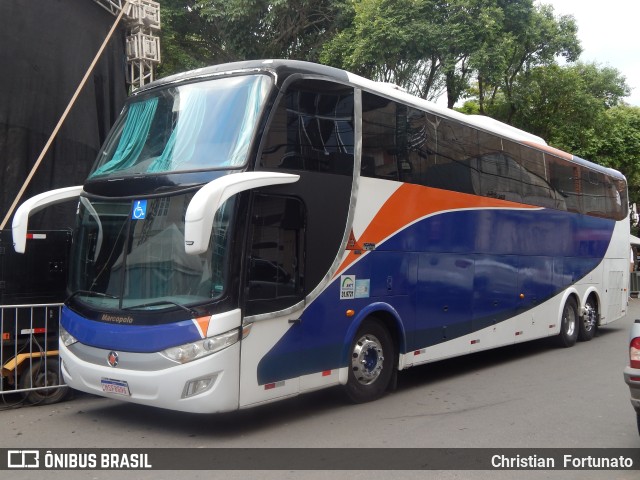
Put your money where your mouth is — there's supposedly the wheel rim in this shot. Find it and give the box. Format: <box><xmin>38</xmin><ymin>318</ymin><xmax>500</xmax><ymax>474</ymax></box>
<box><xmin>583</xmin><ymin>301</ymin><xmax>597</xmax><ymax>332</ymax></box>
<box><xmin>351</xmin><ymin>333</ymin><xmax>384</xmax><ymax>385</ymax></box>
<box><xmin>563</xmin><ymin>303</ymin><xmax>576</xmax><ymax>336</ymax></box>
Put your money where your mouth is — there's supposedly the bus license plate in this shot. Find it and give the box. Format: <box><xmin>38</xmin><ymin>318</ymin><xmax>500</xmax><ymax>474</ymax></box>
<box><xmin>101</xmin><ymin>378</ymin><xmax>130</xmax><ymax>396</ymax></box>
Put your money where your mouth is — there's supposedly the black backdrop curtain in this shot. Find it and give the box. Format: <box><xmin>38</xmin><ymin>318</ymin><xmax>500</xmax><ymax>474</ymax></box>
<box><xmin>0</xmin><ymin>0</ymin><xmax>127</xmax><ymax>229</ymax></box>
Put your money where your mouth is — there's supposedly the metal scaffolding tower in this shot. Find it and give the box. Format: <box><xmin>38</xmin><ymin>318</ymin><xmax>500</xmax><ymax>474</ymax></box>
<box><xmin>92</xmin><ymin>0</ymin><xmax>161</xmax><ymax>90</ymax></box>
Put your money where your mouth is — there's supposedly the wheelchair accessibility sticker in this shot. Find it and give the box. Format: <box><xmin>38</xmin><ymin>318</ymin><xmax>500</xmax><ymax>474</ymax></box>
<box><xmin>132</xmin><ymin>200</ymin><xmax>147</xmax><ymax>220</ymax></box>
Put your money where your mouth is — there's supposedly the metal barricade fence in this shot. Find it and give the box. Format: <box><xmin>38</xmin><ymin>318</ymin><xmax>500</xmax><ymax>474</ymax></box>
<box><xmin>1</xmin><ymin>303</ymin><xmax>68</xmax><ymax>405</ymax></box>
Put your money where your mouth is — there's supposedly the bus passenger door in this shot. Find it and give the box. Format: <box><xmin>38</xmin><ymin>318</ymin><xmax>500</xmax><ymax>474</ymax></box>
<box><xmin>239</xmin><ymin>194</ymin><xmax>306</xmax><ymax>408</ymax></box>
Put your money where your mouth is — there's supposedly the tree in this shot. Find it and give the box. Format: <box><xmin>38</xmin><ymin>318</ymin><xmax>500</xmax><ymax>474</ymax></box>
<box><xmin>474</xmin><ymin>2</ymin><xmax>581</xmax><ymax>119</ymax></box>
<box><xmin>485</xmin><ymin>63</ymin><xmax>629</xmax><ymax>154</ymax></box>
<box><xmin>435</xmin><ymin>0</ymin><xmax>506</xmax><ymax>108</ymax></box>
<box><xmin>156</xmin><ymin>0</ymin><xmax>210</xmax><ymax>77</ymax></box>
<box><xmin>320</xmin><ymin>0</ymin><xmax>446</xmax><ymax>100</ymax></box>
<box><xmin>321</xmin><ymin>1</ymin><xmax>579</xmax><ymax>109</ymax></box>
<box><xmin>472</xmin><ymin>61</ymin><xmax>638</xmax><ymax>202</ymax></box>
<box><xmin>157</xmin><ymin>0</ymin><xmax>348</xmax><ymax>77</ymax></box>
<box><xmin>597</xmin><ymin>105</ymin><xmax>640</xmax><ymax>204</ymax></box>
<box><xmin>321</xmin><ymin>0</ymin><xmax>508</xmax><ymax>105</ymax></box>
<box><xmin>471</xmin><ymin>0</ymin><xmax>534</xmax><ymax>114</ymax></box>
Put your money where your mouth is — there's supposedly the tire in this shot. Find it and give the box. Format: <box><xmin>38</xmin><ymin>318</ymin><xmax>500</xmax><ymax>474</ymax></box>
<box><xmin>578</xmin><ymin>296</ymin><xmax>598</xmax><ymax>342</ymax></box>
<box><xmin>637</xmin><ymin>413</ymin><xmax>640</xmax><ymax>436</ymax></box>
<box><xmin>556</xmin><ymin>296</ymin><xmax>579</xmax><ymax>348</ymax></box>
<box><xmin>19</xmin><ymin>359</ymin><xmax>69</xmax><ymax>405</ymax></box>
<box><xmin>344</xmin><ymin>319</ymin><xmax>394</xmax><ymax>403</ymax></box>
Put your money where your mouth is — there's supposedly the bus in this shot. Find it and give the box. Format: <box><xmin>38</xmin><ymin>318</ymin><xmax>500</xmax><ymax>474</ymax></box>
<box><xmin>12</xmin><ymin>60</ymin><xmax>630</xmax><ymax>413</ymax></box>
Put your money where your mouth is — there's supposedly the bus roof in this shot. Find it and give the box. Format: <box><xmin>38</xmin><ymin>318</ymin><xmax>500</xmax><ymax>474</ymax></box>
<box><xmin>140</xmin><ymin>59</ymin><xmax>626</xmax><ymax>182</ymax></box>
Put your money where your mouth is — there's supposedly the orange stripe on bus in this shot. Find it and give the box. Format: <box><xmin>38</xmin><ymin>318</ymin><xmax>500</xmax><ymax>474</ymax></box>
<box><xmin>336</xmin><ymin>184</ymin><xmax>537</xmax><ymax>276</ymax></box>
<box><xmin>195</xmin><ymin>316</ymin><xmax>211</xmax><ymax>338</ymax></box>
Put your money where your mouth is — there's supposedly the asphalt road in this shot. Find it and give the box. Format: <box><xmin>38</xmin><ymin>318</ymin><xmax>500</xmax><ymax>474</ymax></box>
<box><xmin>2</xmin><ymin>298</ymin><xmax>639</xmax><ymax>480</ymax></box>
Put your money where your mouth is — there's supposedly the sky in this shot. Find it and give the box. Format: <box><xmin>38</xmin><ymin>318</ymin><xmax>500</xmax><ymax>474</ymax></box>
<box><xmin>539</xmin><ymin>0</ymin><xmax>640</xmax><ymax>106</ymax></box>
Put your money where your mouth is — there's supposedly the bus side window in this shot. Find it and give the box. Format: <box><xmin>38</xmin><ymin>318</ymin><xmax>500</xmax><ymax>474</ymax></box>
<box><xmin>606</xmin><ymin>177</ymin><xmax>627</xmax><ymax>220</ymax></box>
<box><xmin>260</xmin><ymin>80</ymin><xmax>354</xmax><ymax>175</ymax></box>
<box><xmin>419</xmin><ymin>116</ymin><xmax>476</xmax><ymax>195</ymax></box>
<box><xmin>361</xmin><ymin>92</ymin><xmax>399</xmax><ymax>180</ymax></box>
<box><xmin>245</xmin><ymin>195</ymin><xmax>306</xmax><ymax>316</ymax></box>
<box><xmin>580</xmin><ymin>168</ymin><xmax>607</xmax><ymax>217</ymax></box>
<box><xmin>548</xmin><ymin>156</ymin><xmax>583</xmax><ymax>213</ymax></box>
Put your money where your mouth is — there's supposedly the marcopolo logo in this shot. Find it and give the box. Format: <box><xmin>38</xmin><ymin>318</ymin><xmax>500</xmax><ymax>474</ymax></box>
<box><xmin>340</xmin><ymin>275</ymin><xmax>356</xmax><ymax>299</ymax></box>
<box><xmin>101</xmin><ymin>314</ymin><xmax>134</xmax><ymax>324</ymax></box>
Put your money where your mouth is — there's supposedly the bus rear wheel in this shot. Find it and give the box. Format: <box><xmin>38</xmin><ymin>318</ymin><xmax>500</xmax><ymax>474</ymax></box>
<box><xmin>556</xmin><ymin>297</ymin><xmax>579</xmax><ymax>348</ymax></box>
<box><xmin>578</xmin><ymin>296</ymin><xmax>598</xmax><ymax>342</ymax></box>
<box><xmin>345</xmin><ymin>319</ymin><xmax>394</xmax><ymax>403</ymax></box>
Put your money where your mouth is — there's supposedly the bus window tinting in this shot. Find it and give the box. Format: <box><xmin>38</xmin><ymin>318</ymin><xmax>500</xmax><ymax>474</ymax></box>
<box><xmin>358</xmin><ymin>91</ymin><xmax>627</xmax><ymax>221</ymax></box>
<box><xmin>246</xmin><ymin>195</ymin><xmax>306</xmax><ymax>315</ymax></box>
<box><xmin>260</xmin><ymin>80</ymin><xmax>354</xmax><ymax>175</ymax></box>
<box><xmin>361</xmin><ymin>93</ymin><xmax>400</xmax><ymax>180</ymax></box>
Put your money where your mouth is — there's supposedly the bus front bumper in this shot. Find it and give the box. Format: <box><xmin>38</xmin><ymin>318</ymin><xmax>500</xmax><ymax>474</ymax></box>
<box><xmin>59</xmin><ymin>340</ymin><xmax>241</xmax><ymax>414</ymax></box>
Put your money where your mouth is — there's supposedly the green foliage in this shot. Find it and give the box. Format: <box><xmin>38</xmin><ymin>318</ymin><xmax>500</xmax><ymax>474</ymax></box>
<box><xmin>321</xmin><ymin>0</ymin><xmax>510</xmax><ymax>105</ymax></box>
<box><xmin>320</xmin><ymin>1</ymin><xmax>581</xmax><ymax>109</ymax></box>
<box><xmin>156</xmin><ymin>0</ymin><xmax>210</xmax><ymax>77</ymax></box>
<box><xmin>598</xmin><ymin>105</ymin><xmax>640</xmax><ymax>203</ymax></box>
<box><xmin>486</xmin><ymin>62</ymin><xmax>628</xmax><ymax>152</ymax></box>
<box><xmin>320</xmin><ymin>0</ymin><xmax>444</xmax><ymax>99</ymax></box>
<box><xmin>456</xmin><ymin>100</ymin><xmax>481</xmax><ymax>115</ymax></box>
<box><xmin>475</xmin><ymin>2</ymin><xmax>581</xmax><ymax>117</ymax></box>
<box><xmin>157</xmin><ymin>0</ymin><xmax>348</xmax><ymax>77</ymax></box>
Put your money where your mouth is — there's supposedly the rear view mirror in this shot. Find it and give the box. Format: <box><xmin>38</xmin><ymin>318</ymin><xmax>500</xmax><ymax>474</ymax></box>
<box><xmin>184</xmin><ymin>172</ymin><xmax>299</xmax><ymax>255</ymax></box>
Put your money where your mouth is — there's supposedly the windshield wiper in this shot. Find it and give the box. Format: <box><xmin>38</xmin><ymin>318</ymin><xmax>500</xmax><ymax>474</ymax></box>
<box><xmin>67</xmin><ymin>290</ymin><xmax>119</xmax><ymax>301</ymax></box>
<box><xmin>122</xmin><ymin>300</ymin><xmax>197</xmax><ymax>317</ymax></box>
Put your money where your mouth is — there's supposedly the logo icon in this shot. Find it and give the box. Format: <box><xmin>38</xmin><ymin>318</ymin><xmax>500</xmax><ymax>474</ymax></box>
<box><xmin>7</xmin><ymin>450</ymin><xmax>39</xmax><ymax>468</ymax></box>
<box><xmin>107</xmin><ymin>351</ymin><xmax>119</xmax><ymax>367</ymax></box>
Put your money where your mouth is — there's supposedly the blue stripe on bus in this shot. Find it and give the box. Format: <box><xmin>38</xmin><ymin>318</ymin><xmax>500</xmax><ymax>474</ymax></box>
<box><xmin>256</xmin><ymin>207</ymin><xmax>615</xmax><ymax>385</ymax></box>
<box><xmin>61</xmin><ymin>306</ymin><xmax>201</xmax><ymax>353</ymax></box>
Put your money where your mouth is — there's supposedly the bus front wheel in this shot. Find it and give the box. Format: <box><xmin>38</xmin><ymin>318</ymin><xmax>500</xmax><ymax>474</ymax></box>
<box><xmin>345</xmin><ymin>319</ymin><xmax>394</xmax><ymax>403</ymax></box>
<box><xmin>556</xmin><ymin>297</ymin><xmax>579</xmax><ymax>348</ymax></box>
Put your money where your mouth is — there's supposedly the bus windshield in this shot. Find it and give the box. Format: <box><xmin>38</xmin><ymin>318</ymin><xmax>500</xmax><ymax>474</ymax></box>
<box><xmin>89</xmin><ymin>74</ymin><xmax>272</xmax><ymax>178</ymax></box>
<box><xmin>69</xmin><ymin>193</ymin><xmax>235</xmax><ymax>312</ymax></box>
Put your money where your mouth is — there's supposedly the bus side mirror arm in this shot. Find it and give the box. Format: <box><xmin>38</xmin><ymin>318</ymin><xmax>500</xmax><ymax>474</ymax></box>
<box><xmin>12</xmin><ymin>185</ymin><xmax>83</xmax><ymax>253</ymax></box>
<box><xmin>184</xmin><ymin>172</ymin><xmax>300</xmax><ymax>255</ymax></box>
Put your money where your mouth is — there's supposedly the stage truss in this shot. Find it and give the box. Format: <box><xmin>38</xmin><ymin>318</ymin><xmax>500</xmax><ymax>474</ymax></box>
<box><xmin>93</xmin><ymin>0</ymin><xmax>161</xmax><ymax>90</ymax></box>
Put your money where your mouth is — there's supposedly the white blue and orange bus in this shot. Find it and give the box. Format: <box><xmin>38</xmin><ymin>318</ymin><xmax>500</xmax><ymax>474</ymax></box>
<box><xmin>12</xmin><ymin>60</ymin><xmax>630</xmax><ymax>413</ymax></box>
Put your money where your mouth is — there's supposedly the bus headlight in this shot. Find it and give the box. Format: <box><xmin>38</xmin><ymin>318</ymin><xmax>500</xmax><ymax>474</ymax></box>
<box><xmin>161</xmin><ymin>328</ymin><xmax>240</xmax><ymax>364</ymax></box>
<box><xmin>60</xmin><ymin>325</ymin><xmax>78</xmax><ymax>347</ymax></box>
